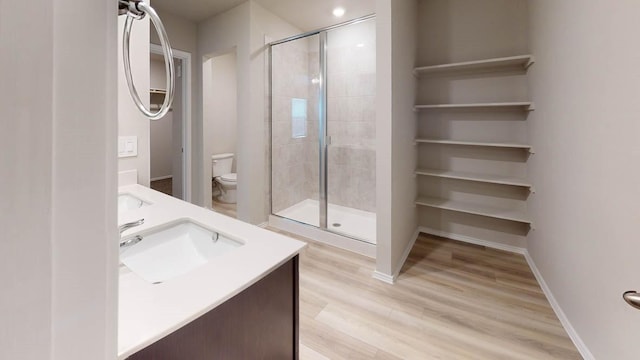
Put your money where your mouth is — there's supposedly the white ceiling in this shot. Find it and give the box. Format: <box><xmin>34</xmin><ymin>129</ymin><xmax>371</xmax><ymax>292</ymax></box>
<box><xmin>152</xmin><ymin>0</ymin><xmax>247</xmax><ymax>23</ymax></box>
<box><xmin>152</xmin><ymin>0</ymin><xmax>375</xmax><ymax>31</ymax></box>
<box><xmin>253</xmin><ymin>0</ymin><xmax>375</xmax><ymax>31</ymax></box>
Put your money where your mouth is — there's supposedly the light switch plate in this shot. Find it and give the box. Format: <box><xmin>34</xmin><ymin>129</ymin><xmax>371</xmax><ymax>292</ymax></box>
<box><xmin>118</xmin><ymin>136</ymin><xmax>138</xmax><ymax>158</ymax></box>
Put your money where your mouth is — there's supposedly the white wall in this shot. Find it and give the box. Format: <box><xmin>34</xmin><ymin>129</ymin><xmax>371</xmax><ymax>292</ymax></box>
<box><xmin>202</xmin><ymin>53</ymin><xmax>238</xmax><ymax>203</ymax></box>
<box><xmin>209</xmin><ymin>53</ymin><xmax>238</xmax><ymax>161</ymax></box>
<box><xmin>149</xmin><ymin>59</ymin><xmax>174</xmax><ymax>180</ymax></box>
<box><xmin>203</xmin><ymin>52</ymin><xmax>238</xmax><ymax>205</ymax></box>
<box><xmin>528</xmin><ymin>1</ymin><xmax>640</xmax><ymax>358</ymax></box>
<box><xmin>198</xmin><ymin>2</ymin><xmax>250</xmax><ymax>210</ymax></box>
<box><xmin>389</xmin><ymin>0</ymin><xmax>418</xmax><ymax>278</ymax></box>
<box><xmin>375</xmin><ymin>0</ymin><xmax>417</xmax><ymax>279</ymax></box>
<box><xmin>150</xmin><ymin>111</ymin><xmax>174</xmax><ymax>179</ymax></box>
<box><xmin>150</xmin><ymin>57</ymin><xmax>166</xmax><ymax>89</ymax></box>
<box><xmin>0</xmin><ymin>0</ymin><xmax>117</xmax><ymax>358</ymax></box>
<box><xmin>151</xmin><ymin>7</ymin><xmax>196</xmax><ymax>199</ymax></box>
<box><xmin>118</xmin><ymin>15</ymin><xmax>150</xmax><ymax>185</ymax></box>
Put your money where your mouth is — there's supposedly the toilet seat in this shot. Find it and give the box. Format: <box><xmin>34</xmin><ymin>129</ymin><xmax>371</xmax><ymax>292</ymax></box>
<box><xmin>217</xmin><ymin>173</ymin><xmax>237</xmax><ymax>186</ymax></box>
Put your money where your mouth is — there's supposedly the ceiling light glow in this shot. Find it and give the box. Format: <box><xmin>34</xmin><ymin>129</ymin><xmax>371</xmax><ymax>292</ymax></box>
<box><xmin>333</xmin><ymin>7</ymin><xmax>345</xmax><ymax>17</ymax></box>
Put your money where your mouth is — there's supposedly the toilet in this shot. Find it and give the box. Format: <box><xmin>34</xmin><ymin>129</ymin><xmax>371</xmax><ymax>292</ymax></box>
<box><xmin>211</xmin><ymin>153</ymin><xmax>237</xmax><ymax>204</ymax></box>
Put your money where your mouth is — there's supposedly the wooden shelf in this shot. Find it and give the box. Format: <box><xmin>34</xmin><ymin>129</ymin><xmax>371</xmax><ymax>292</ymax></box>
<box><xmin>415</xmin><ymin>168</ymin><xmax>532</xmax><ymax>189</ymax></box>
<box><xmin>415</xmin><ymin>102</ymin><xmax>534</xmax><ymax>111</ymax></box>
<box><xmin>150</xmin><ymin>88</ymin><xmax>167</xmax><ymax>95</ymax></box>
<box><xmin>414</xmin><ymin>55</ymin><xmax>534</xmax><ymax>75</ymax></box>
<box><xmin>415</xmin><ymin>138</ymin><xmax>533</xmax><ymax>152</ymax></box>
<box><xmin>415</xmin><ymin>196</ymin><xmax>531</xmax><ymax>224</ymax></box>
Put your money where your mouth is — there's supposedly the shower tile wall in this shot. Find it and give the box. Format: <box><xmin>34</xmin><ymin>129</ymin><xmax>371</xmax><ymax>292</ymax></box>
<box><xmin>271</xmin><ymin>37</ymin><xmax>319</xmax><ymax>214</ymax></box>
<box><xmin>327</xmin><ymin>20</ymin><xmax>376</xmax><ymax>212</ymax></box>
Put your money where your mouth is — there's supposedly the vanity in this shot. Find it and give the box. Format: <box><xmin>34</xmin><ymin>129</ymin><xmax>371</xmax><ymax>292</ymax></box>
<box><xmin>117</xmin><ymin>185</ymin><xmax>306</xmax><ymax>359</ymax></box>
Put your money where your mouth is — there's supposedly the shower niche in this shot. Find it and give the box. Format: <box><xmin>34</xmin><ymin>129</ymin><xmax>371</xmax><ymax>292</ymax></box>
<box><xmin>269</xmin><ymin>17</ymin><xmax>377</xmax><ymax>248</ymax></box>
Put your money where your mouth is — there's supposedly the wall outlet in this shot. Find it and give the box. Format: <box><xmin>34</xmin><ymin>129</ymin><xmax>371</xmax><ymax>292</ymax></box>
<box><xmin>118</xmin><ymin>136</ymin><xmax>138</xmax><ymax>158</ymax></box>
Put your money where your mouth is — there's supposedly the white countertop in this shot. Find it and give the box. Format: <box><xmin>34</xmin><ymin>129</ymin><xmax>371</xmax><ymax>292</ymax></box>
<box><xmin>117</xmin><ymin>185</ymin><xmax>306</xmax><ymax>359</ymax></box>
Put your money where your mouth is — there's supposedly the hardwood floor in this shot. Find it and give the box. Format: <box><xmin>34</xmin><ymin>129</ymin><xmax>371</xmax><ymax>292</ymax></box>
<box><xmin>211</xmin><ymin>198</ymin><xmax>237</xmax><ymax>218</ymax></box>
<box><xmin>150</xmin><ymin>178</ymin><xmax>172</xmax><ymax>196</ymax></box>
<box><xmin>266</xmin><ymin>229</ymin><xmax>581</xmax><ymax>360</ymax></box>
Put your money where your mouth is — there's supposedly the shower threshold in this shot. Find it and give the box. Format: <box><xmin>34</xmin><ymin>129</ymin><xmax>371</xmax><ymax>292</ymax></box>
<box><xmin>275</xmin><ymin>199</ymin><xmax>376</xmax><ymax>244</ymax></box>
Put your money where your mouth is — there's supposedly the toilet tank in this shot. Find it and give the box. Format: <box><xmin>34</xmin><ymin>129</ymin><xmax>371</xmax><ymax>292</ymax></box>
<box><xmin>211</xmin><ymin>153</ymin><xmax>234</xmax><ymax>177</ymax></box>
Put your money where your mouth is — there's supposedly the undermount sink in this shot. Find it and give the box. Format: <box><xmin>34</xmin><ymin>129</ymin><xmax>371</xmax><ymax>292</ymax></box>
<box><xmin>120</xmin><ymin>220</ymin><xmax>243</xmax><ymax>283</ymax></box>
<box><xmin>118</xmin><ymin>193</ymin><xmax>148</xmax><ymax>213</ymax></box>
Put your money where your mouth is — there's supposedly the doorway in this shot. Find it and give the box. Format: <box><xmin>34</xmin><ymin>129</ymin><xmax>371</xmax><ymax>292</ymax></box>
<box><xmin>202</xmin><ymin>50</ymin><xmax>238</xmax><ymax>218</ymax></box>
<box><xmin>149</xmin><ymin>45</ymin><xmax>192</xmax><ymax>201</ymax></box>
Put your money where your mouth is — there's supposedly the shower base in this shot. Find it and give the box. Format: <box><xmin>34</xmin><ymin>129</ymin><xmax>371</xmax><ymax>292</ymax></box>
<box><xmin>275</xmin><ymin>199</ymin><xmax>376</xmax><ymax>244</ymax></box>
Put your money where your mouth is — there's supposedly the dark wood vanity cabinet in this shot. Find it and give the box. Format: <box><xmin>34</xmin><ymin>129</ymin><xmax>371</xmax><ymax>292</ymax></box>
<box><xmin>128</xmin><ymin>256</ymin><xmax>299</xmax><ymax>360</ymax></box>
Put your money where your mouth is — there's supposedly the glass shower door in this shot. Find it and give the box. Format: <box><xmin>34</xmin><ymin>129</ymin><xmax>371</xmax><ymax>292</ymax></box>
<box><xmin>271</xmin><ymin>34</ymin><xmax>322</xmax><ymax>228</ymax></box>
<box><xmin>325</xmin><ymin>19</ymin><xmax>377</xmax><ymax>243</ymax></box>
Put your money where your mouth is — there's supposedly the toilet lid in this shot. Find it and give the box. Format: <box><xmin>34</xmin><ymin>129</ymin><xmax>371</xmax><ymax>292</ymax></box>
<box><xmin>220</xmin><ymin>173</ymin><xmax>237</xmax><ymax>181</ymax></box>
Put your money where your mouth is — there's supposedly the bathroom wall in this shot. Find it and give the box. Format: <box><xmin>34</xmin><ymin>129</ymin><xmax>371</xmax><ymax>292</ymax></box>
<box><xmin>150</xmin><ymin>57</ymin><xmax>167</xmax><ymax>89</ymax></box>
<box><xmin>0</xmin><ymin>0</ymin><xmax>118</xmax><ymax>358</ymax></box>
<box><xmin>150</xmin><ymin>112</ymin><xmax>174</xmax><ymax>180</ymax></box>
<box><xmin>208</xmin><ymin>53</ymin><xmax>238</xmax><ymax>158</ymax></box>
<box><xmin>118</xmin><ymin>14</ymin><xmax>151</xmax><ymax>186</ymax></box>
<box><xmin>151</xmin><ymin>7</ymin><xmax>197</xmax><ymax>200</ymax></box>
<box><xmin>374</xmin><ymin>0</ymin><xmax>418</xmax><ymax>280</ymax></box>
<box><xmin>149</xmin><ymin>58</ymin><xmax>174</xmax><ymax>180</ymax></box>
<box><xmin>326</xmin><ymin>19</ymin><xmax>377</xmax><ymax>212</ymax></box>
<box><xmin>527</xmin><ymin>0</ymin><xmax>640</xmax><ymax>358</ymax></box>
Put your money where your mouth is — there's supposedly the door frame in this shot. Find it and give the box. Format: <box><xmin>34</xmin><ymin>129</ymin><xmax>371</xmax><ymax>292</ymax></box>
<box><xmin>150</xmin><ymin>44</ymin><xmax>192</xmax><ymax>202</ymax></box>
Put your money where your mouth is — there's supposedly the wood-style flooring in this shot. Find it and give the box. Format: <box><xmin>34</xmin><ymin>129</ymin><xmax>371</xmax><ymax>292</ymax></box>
<box><xmin>211</xmin><ymin>198</ymin><xmax>237</xmax><ymax>218</ymax></box>
<box><xmin>150</xmin><ymin>178</ymin><xmax>172</xmax><ymax>196</ymax></box>
<box><xmin>266</xmin><ymin>229</ymin><xmax>581</xmax><ymax>360</ymax></box>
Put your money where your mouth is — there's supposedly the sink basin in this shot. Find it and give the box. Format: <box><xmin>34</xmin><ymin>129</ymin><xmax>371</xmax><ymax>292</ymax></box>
<box><xmin>118</xmin><ymin>193</ymin><xmax>148</xmax><ymax>213</ymax></box>
<box><xmin>120</xmin><ymin>220</ymin><xmax>243</xmax><ymax>283</ymax></box>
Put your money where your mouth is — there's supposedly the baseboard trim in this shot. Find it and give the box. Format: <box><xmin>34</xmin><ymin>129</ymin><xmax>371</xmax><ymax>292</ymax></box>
<box><xmin>418</xmin><ymin>226</ymin><xmax>526</xmax><ymax>255</ymax></box>
<box><xmin>372</xmin><ymin>271</ymin><xmax>395</xmax><ymax>285</ymax></box>
<box><xmin>523</xmin><ymin>251</ymin><xmax>595</xmax><ymax>360</ymax></box>
<box><xmin>389</xmin><ymin>228</ymin><xmax>421</xmax><ymax>282</ymax></box>
<box><xmin>150</xmin><ymin>175</ymin><xmax>173</xmax><ymax>182</ymax></box>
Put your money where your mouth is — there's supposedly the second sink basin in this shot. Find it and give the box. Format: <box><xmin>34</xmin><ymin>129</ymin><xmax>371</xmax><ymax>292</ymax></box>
<box><xmin>120</xmin><ymin>220</ymin><xmax>243</xmax><ymax>283</ymax></box>
<box><xmin>118</xmin><ymin>193</ymin><xmax>148</xmax><ymax>213</ymax></box>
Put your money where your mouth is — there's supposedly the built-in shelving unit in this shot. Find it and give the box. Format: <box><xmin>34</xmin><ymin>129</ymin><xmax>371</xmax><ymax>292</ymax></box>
<box><xmin>414</xmin><ymin>53</ymin><xmax>534</xmax><ymax>228</ymax></box>
<box><xmin>414</xmin><ymin>102</ymin><xmax>534</xmax><ymax>112</ymax></box>
<box><xmin>415</xmin><ymin>138</ymin><xmax>533</xmax><ymax>152</ymax></box>
<box><xmin>414</xmin><ymin>54</ymin><xmax>534</xmax><ymax>76</ymax></box>
<box><xmin>415</xmin><ymin>168</ymin><xmax>533</xmax><ymax>189</ymax></box>
<box><xmin>415</xmin><ymin>196</ymin><xmax>531</xmax><ymax>224</ymax></box>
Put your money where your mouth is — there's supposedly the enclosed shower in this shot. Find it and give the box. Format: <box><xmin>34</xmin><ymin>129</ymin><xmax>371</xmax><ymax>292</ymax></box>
<box><xmin>269</xmin><ymin>17</ymin><xmax>376</xmax><ymax>246</ymax></box>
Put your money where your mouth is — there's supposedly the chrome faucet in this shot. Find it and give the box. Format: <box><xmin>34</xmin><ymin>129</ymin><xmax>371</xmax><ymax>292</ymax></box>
<box><xmin>119</xmin><ymin>219</ymin><xmax>144</xmax><ymax>249</ymax></box>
